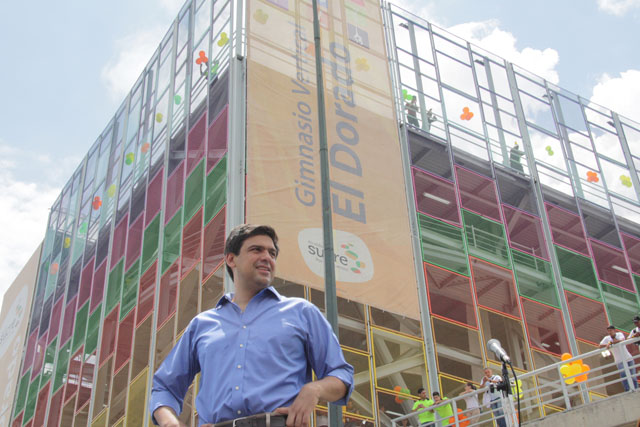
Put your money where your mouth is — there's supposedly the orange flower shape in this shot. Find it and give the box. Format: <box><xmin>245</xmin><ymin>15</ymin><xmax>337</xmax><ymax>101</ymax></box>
<box><xmin>92</xmin><ymin>196</ymin><xmax>102</xmax><ymax>210</ymax></box>
<box><xmin>141</xmin><ymin>142</ymin><xmax>150</xmax><ymax>154</ymax></box>
<box><xmin>195</xmin><ymin>50</ymin><xmax>208</xmax><ymax>65</ymax></box>
<box><xmin>586</xmin><ymin>171</ymin><xmax>599</xmax><ymax>183</ymax></box>
<box><xmin>50</xmin><ymin>262</ymin><xmax>59</xmax><ymax>275</ymax></box>
<box><xmin>460</xmin><ymin>106</ymin><xmax>474</xmax><ymax>121</ymax></box>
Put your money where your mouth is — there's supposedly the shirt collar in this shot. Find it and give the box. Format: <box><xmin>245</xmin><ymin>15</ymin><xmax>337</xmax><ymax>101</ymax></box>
<box><xmin>215</xmin><ymin>286</ymin><xmax>282</xmax><ymax>309</ymax></box>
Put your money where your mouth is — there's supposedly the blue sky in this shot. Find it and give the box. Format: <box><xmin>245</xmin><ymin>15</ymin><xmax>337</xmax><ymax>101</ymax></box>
<box><xmin>1</xmin><ymin>0</ymin><xmax>639</xmax><ymax>305</ymax></box>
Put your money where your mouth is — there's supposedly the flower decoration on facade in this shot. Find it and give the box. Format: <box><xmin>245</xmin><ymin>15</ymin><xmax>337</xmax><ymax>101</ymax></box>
<box><xmin>196</xmin><ymin>50</ymin><xmax>208</xmax><ymax>65</ymax></box>
<box><xmin>125</xmin><ymin>152</ymin><xmax>135</xmax><ymax>165</ymax></box>
<box><xmin>92</xmin><ymin>196</ymin><xmax>102</xmax><ymax>210</ymax></box>
<box><xmin>50</xmin><ymin>262</ymin><xmax>59</xmax><ymax>275</ymax></box>
<box><xmin>78</xmin><ymin>222</ymin><xmax>88</xmax><ymax>235</ymax></box>
<box><xmin>393</xmin><ymin>385</ymin><xmax>410</xmax><ymax>404</ymax></box>
<box><xmin>253</xmin><ymin>9</ymin><xmax>268</xmax><ymax>24</ymax></box>
<box><xmin>64</xmin><ymin>237</ymin><xmax>71</xmax><ymax>248</ymax></box>
<box><xmin>155</xmin><ymin>113</ymin><xmax>164</xmax><ymax>123</ymax></box>
<box><xmin>460</xmin><ymin>107</ymin><xmax>474</xmax><ymax>121</ymax></box>
<box><xmin>107</xmin><ymin>184</ymin><xmax>117</xmax><ymax>198</ymax></box>
<box><xmin>174</xmin><ymin>94</ymin><xmax>182</xmax><ymax>105</ymax></box>
<box><xmin>141</xmin><ymin>142</ymin><xmax>151</xmax><ymax>154</ymax></box>
<box><xmin>402</xmin><ymin>89</ymin><xmax>414</xmax><ymax>101</ymax></box>
<box><xmin>586</xmin><ymin>171</ymin><xmax>599</xmax><ymax>183</ymax></box>
<box><xmin>559</xmin><ymin>353</ymin><xmax>590</xmax><ymax>384</ymax></box>
<box><xmin>217</xmin><ymin>32</ymin><xmax>229</xmax><ymax>47</ymax></box>
<box><xmin>545</xmin><ymin>145</ymin><xmax>554</xmax><ymax>156</ymax></box>
<box><xmin>620</xmin><ymin>175</ymin><xmax>632</xmax><ymax>188</ymax></box>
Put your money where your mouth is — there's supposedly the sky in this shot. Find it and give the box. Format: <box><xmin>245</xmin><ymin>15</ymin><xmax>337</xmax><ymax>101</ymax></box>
<box><xmin>0</xmin><ymin>0</ymin><xmax>639</xmax><ymax>307</ymax></box>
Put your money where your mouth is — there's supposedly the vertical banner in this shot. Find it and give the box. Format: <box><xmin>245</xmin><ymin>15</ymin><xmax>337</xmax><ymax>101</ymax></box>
<box><xmin>246</xmin><ymin>0</ymin><xmax>419</xmax><ymax>317</ymax></box>
<box><xmin>0</xmin><ymin>244</ymin><xmax>40</xmax><ymax>426</ymax></box>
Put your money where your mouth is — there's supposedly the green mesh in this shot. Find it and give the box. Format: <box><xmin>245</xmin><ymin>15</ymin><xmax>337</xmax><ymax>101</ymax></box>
<box><xmin>418</xmin><ymin>213</ymin><xmax>469</xmax><ymax>276</ymax></box>
<box><xmin>463</xmin><ymin>210</ymin><xmax>510</xmax><ymax>268</ymax></box>
<box><xmin>555</xmin><ymin>246</ymin><xmax>601</xmax><ymax>301</ymax></box>
<box><xmin>512</xmin><ymin>249</ymin><xmax>559</xmax><ymax>307</ymax></box>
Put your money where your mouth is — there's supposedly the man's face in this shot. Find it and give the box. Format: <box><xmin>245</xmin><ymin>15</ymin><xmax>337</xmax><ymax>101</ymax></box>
<box><xmin>227</xmin><ymin>235</ymin><xmax>277</xmax><ymax>288</ymax></box>
<box><xmin>484</xmin><ymin>368</ymin><xmax>491</xmax><ymax>377</ymax></box>
<box><xmin>433</xmin><ymin>395</ymin><xmax>441</xmax><ymax>403</ymax></box>
<box><xmin>634</xmin><ymin>319</ymin><xmax>640</xmax><ymax>329</ymax></box>
<box><xmin>608</xmin><ymin>328</ymin><xmax>616</xmax><ymax>337</ymax></box>
<box><xmin>419</xmin><ymin>390</ymin><xmax>427</xmax><ymax>399</ymax></box>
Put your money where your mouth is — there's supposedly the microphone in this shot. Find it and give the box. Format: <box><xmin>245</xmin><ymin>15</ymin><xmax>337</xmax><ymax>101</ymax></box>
<box><xmin>487</xmin><ymin>339</ymin><xmax>511</xmax><ymax>364</ymax></box>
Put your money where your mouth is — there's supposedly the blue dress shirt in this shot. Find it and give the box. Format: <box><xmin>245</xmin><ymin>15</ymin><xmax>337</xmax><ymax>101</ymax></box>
<box><xmin>150</xmin><ymin>286</ymin><xmax>354</xmax><ymax>425</ymax></box>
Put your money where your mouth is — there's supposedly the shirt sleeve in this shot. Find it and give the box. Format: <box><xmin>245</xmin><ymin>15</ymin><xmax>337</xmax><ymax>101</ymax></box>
<box><xmin>303</xmin><ymin>303</ymin><xmax>354</xmax><ymax>406</ymax></box>
<box><xmin>599</xmin><ymin>336</ymin><xmax>610</xmax><ymax>346</ymax></box>
<box><xmin>149</xmin><ymin>318</ymin><xmax>201</xmax><ymax>424</ymax></box>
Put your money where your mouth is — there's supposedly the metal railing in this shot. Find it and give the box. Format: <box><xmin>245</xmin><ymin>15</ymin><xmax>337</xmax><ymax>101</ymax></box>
<box><xmin>391</xmin><ymin>336</ymin><xmax>640</xmax><ymax>426</ymax></box>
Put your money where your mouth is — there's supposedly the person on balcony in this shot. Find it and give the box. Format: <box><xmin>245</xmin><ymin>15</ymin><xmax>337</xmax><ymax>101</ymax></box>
<box><xmin>600</xmin><ymin>324</ymin><xmax>637</xmax><ymax>392</ymax></box>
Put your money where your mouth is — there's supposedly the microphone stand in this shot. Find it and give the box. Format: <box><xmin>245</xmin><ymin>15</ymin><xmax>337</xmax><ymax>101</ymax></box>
<box><xmin>500</xmin><ymin>361</ymin><xmax>519</xmax><ymax>427</ymax></box>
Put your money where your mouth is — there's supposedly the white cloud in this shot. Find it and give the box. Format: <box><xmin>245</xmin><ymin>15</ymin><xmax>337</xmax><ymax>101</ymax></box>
<box><xmin>447</xmin><ymin>20</ymin><xmax>560</xmax><ymax>84</ymax></box>
<box><xmin>0</xmin><ymin>143</ymin><xmax>60</xmax><ymax>308</ymax></box>
<box><xmin>597</xmin><ymin>0</ymin><xmax>640</xmax><ymax>15</ymax></box>
<box><xmin>591</xmin><ymin>69</ymin><xmax>640</xmax><ymax>123</ymax></box>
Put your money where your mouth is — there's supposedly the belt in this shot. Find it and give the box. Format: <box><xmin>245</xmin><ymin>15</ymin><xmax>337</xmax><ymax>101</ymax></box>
<box><xmin>205</xmin><ymin>412</ymin><xmax>287</xmax><ymax>427</ymax></box>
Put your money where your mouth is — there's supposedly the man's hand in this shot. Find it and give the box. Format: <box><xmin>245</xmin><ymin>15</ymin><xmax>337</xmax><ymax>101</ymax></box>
<box><xmin>274</xmin><ymin>376</ymin><xmax>347</xmax><ymax>427</ymax></box>
<box><xmin>153</xmin><ymin>406</ymin><xmax>187</xmax><ymax>427</ymax></box>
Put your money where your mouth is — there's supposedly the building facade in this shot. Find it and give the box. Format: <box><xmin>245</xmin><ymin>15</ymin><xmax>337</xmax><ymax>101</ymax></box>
<box><xmin>8</xmin><ymin>0</ymin><xmax>640</xmax><ymax>426</ymax></box>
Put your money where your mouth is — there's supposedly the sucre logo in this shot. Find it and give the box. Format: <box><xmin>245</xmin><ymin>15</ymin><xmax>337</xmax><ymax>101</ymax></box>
<box><xmin>298</xmin><ymin>228</ymin><xmax>374</xmax><ymax>283</ymax></box>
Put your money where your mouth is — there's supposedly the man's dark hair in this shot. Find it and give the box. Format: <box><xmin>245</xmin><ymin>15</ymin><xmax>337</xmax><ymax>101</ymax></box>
<box><xmin>417</xmin><ymin>387</ymin><xmax>425</xmax><ymax>395</ymax></box>
<box><xmin>224</xmin><ymin>224</ymin><xmax>279</xmax><ymax>280</ymax></box>
<box><xmin>466</xmin><ymin>382</ymin><xmax>477</xmax><ymax>390</ymax></box>
<box><xmin>607</xmin><ymin>325</ymin><xmax>616</xmax><ymax>330</ymax></box>
<box><xmin>432</xmin><ymin>391</ymin><xmax>440</xmax><ymax>397</ymax></box>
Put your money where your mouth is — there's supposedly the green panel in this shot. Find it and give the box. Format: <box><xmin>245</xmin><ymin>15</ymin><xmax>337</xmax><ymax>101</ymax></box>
<box><xmin>602</xmin><ymin>282</ymin><xmax>640</xmax><ymax>332</ymax></box>
<box><xmin>86</xmin><ymin>305</ymin><xmax>102</xmax><ymax>355</ymax></box>
<box><xmin>41</xmin><ymin>338</ymin><xmax>58</xmax><ymax>386</ymax></box>
<box><xmin>204</xmin><ymin>155</ymin><xmax>227</xmax><ymax>224</ymax></box>
<box><xmin>23</xmin><ymin>375</ymin><xmax>40</xmax><ymax>424</ymax></box>
<box><xmin>512</xmin><ymin>249</ymin><xmax>559</xmax><ymax>307</ymax></box>
<box><xmin>141</xmin><ymin>215</ymin><xmax>161</xmax><ymax>274</ymax></box>
<box><xmin>106</xmin><ymin>259</ymin><xmax>124</xmax><ymax>313</ymax></box>
<box><xmin>72</xmin><ymin>302</ymin><xmax>89</xmax><ymax>353</ymax></box>
<box><xmin>72</xmin><ymin>223</ymin><xmax>88</xmax><ymax>264</ymax></box>
<box><xmin>555</xmin><ymin>246</ymin><xmax>601</xmax><ymax>301</ymax></box>
<box><xmin>184</xmin><ymin>160</ymin><xmax>204</xmax><ymax>223</ymax></box>
<box><xmin>121</xmin><ymin>260</ymin><xmax>140</xmax><ymax>321</ymax></box>
<box><xmin>418</xmin><ymin>213</ymin><xmax>469</xmax><ymax>276</ymax></box>
<box><xmin>53</xmin><ymin>341</ymin><xmax>71</xmax><ymax>393</ymax></box>
<box><xmin>462</xmin><ymin>210</ymin><xmax>510</xmax><ymax>268</ymax></box>
<box><xmin>13</xmin><ymin>371</ymin><xmax>30</xmax><ymax>417</ymax></box>
<box><xmin>634</xmin><ymin>274</ymin><xmax>640</xmax><ymax>293</ymax></box>
<box><xmin>162</xmin><ymin>208</ymin><xmax>183</xmax><ymax>274</ymax></box>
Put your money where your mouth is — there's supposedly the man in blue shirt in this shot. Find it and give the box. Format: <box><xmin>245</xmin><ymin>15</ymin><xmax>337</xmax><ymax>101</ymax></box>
<box><xmin>150</xmin><ymin>224</ymin><xmax>354</xmax><ymax>427</ymax></box>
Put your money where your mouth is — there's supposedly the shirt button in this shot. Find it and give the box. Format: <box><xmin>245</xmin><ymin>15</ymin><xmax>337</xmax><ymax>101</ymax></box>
<box><xmin>243</xmin><ymin>325</ymin><xmax>247</xmax><ymax>329</ymax></box>
<box><xmin>239</xmin><ymin>344</ymin><xmax>244</xmax><ymax>348</ymax></box>
<box><xmin>237</xmin><ymin>364</ymin><xmax>242</xmax><ymax>369</ymax></box>
<box><xmin>235</xmin><ymin>386</ymin><xmax>240</xmax><ymax>390</ymax></box>
<box><xmin>237</xmin><ymin>410</ymin><xmax>242</xmax><ymax>415</ymax></box>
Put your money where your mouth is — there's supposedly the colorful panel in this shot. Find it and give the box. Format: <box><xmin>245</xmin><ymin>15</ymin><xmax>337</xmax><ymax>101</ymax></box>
<box><xmin>432</xmin><ymin>317</ymin><xmax>483</xmax><ymax>381</ymax></box>
<box><xmin>412</xmin><ymin>167</ymin><xmax>460</xmax><ymax>225</ymax></box>
<box><xmin>202</xmin><ymin>208</ymin><xmax>226</xmax><ymax>281</ymax></box>
<box><xmin>621</xmin><ymin>232</ymin><xmax>640</xmax><ymax>276</ymax></box>
<box><xmin>187</xmin><ymin>112</ymin><xmax>207</xmax><ymax>175</ymax></box>
<box><xmin>589</xmin><ymin>239</ymin><xmax>634</xmax><ymax>292</ymax></box>
<box><xmin>601</xmin><ymin>283</ymin><xmax>640</xmax><ymax>332</ymax></box>
<box><xmin>181</xmin><ymin>209</ymin><xmax>203</xmax><ymax>278</ymax></box>
<box><xmin>565</xmin><ymin>291</ymin><xmax>609</xmax><ymax>345</ymax></box>
<box><xmin>470</xmin><ymin>257</ymin><xmax>519</xmax><ymax>318</ymax></box>
<box><xmin>164</xmin><ymin>163</ymin><xmax>185</xmax><ymax>226</ymax></box>
<box><xmin>158</xmin><ymin>262</ymin><xmax>179</xmax><ymax>328</ymax></box>
<box><xmin>136</xmin><ymin>261</ymin><xmax>157</xmax><ymax>327</ymax></box>
<box><xmin>207</xmin><ymin>106</ymin><xmax>228</xmax><ymax>172</ymax></box>
<box><xmin>502</xmin><ymin>204</ymin><xmax>549</xmax><ymax>259</ymax></box>
<box><xmin>184</xmin><ymin>160</ymin><xmax>204</xmax><ymax>223</ymax></box>
<box><xmin>555</xmin><ymin>245</ymin><xmax>601</xmax><ymax>301</ymax></box>
<box><xmin>545</xmin><ymin>203</ymin><xmax>589</xmax><ymax>256</ymax></box>
<box><xmin>479</xmin><ymin>308</ymin><xmax>532</xmax><ymax>370</ymax></box>
<box><xmin>418</xmin><ymin>214</ymin><xmax>469</xmax><ymax>276</ymax></box>
<box><xmin>204</xmin><ymin>155</ymin><xmax>227</xmax><ymax>225</ymax></box>
<box><xmin>89</xmin><ymin>261</ymin><xmax>107</xmax><ymax>313</ymax></box>
<box><xmin>521</xmin><ymin>298</ymin><xmax>570</xmax><ymax>355</ymax></box>
<box><xmin>463</xmin><ymin>210</ymin><xmax>510</xmax><ymax>268</ymax></box>
<box><xmin>456</xmin><ymin>166</ymin><xmax>501</xmax><ymax>221</ymax></box>
<box><xmin>125</xmin><ymin>214</ymin><xmax>144</xmax><ymax>271</ymax></box>
<box><xmin>512</xmin><ymin>249</ymin><xmax>559</xmax><ymax>307</ymax></box>
<box><xmin>162</xmin><ymin>208</ymin><xmax>183</xmax><ymax>273</ymax></box>
<box><xmin>424</xmin><ymin>262</ymin><xmax>477</xmax><ymax>328</ymax></box>
<box><xmin>145</xmin><ymin>168</ymin><xmax>164</xmax><ymax>227</ymax></box>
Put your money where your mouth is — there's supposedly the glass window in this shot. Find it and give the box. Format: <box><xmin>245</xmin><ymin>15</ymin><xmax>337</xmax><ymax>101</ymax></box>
<box><xmin>158</xmin><ymin>262</ymin><xmax>179</xmax><ymax>328</ymax></box>
<box><xmin>503</xmin><ymin>205</ymin><xmax>548</xmax><ymax>259</ymax></box>
<box><xmin>601</xmin><ymin>283</ymin><xmax>639</xmax><ymax>332</ymax></box>
<box><xmin>125</xmin><ymin>368</ymin><xmax>149</xmax><ymax>427</ymax></box>
<box><xmin>412</xmin><ymin>168</ymin><xmax>460</xmax><ymax>225</ymax></box>
<box><xmin>555</xmin><ymin>246</ymin><xmax>601</xmax><ymax>301</ymax></box>
<box><xmin>182</xmin><ymin>209</ymin><xmax>203</xmax><ymax>277</ymax></box>
<box><xmin>121</xmin><ymin>260</ymin><xmax>140</xmax><ymax>321</ymax></box>
<box><xmin>432</xmin><ymin>317</ymin><xmax>483</xmax><ymax>381</ymax></box>
<box><xmin>99</xmin><ymin>307</ymin><xmax>119</xmax><ymax>366</ymax></box>
<box><xmin>495</xmin><ymin>169</ymin><xmax>538</xmax><ymax>215</ymax></box>
<box><xmin>114</xmin><ymin>310</ymin><xmax>135</xmax><ymax>373</ymax></box>
<box><xmin>418</xmin><ymin>214</ymin><xmax>469</xmax><ymax>276</ymax></box>
<box><xmin>163</xmin><ymin>208</ymin><xmax>183</xmax><ymax>273</ymax></box>
<box><xmin>545</xmin><ymin>202</ymin><xmax>589</xmax><ymax>256</ymax></box>
<box><xmin>207</xmin><ymin>106</ymin><xmax>228</xmax><ymax>172</ymax></box>
<box><xmin>470</xmin><ymin>257</ymin><xmax>519</xmax><ymax>318</ymax></box>
<box><xmin>106</xmin><ymin>260</ymin><xmax>124</xmax><ymax>314</ymax></box>
<box><xmin>369</xmin><ymin>306</ymin><xmax>422</xmax><ymax>338</ymax></box>
<box><xmin>408</xmin><ymin>132</ymin><xmax>452</xmax><ymax>180</ymax></box>
<box><xmin>464</xmin><ymin>211</ymin><xmax>510</xmax><ymax>268</ymax></box>
<box><xmin>178</xmin><ymin>266</ymin><xmax>200</xmax><ymax>334</ymax></box>
<box><xmin>425</xmin><ymin>263</ymin><xmax>477</xmax><ymax>328</ymax></box>
<box><xmin>622</xmin><ymin>232</ymin><xmax>640</xmax><ymax>275</ymax></box>
<box><xmin>512</xmin><ymin>250</ymin><xmax>559</xmax><ymax>307</ymax></box>
<box><xmin>205</xmin><ymin>156</ymin><xmax>227</xmax><ymax>225</ymax></box>
<box><xmin>456</xmin><ymin>167</ymin><xmax>501</xmax><ymax>221</ymax></box>
<box><xmin>165</xmin><ymin>163</ymin><xmax>185</xmax><ymax>226</ymax></box>
<box><xmin>372</xmin><ymin>327</ymin><xmax>427</xmax><ymax>395</ymax></box>
<box><xmin>579</xmin><ymin>200</ymin><xmax>621</xmax><ymax>248</ymax></box>
<box><xmin>590</xmin><ymin>239</ymin><xmax>634</xmax><ymax>291</ymax></box>
<box><xmin>521</xmin><ymin>298</ymin><xmax>570</xmax><ymax>356</ymax></box>
<box><xmin>132</xmin><ymin>316</ymin><xmax>153</xmax><ymax>380</ymax></box>
<box><xmin>141</xmin><ymin>215</ymin><xmax>161</xmax><ymax>274</ymax></box>
<box><xmin>343</xmin><ymin>349</ymin><xmax>373</xmax><ymax>418</ymax></box>
<box><xmin>565</xmin><ymin>291</ymin><xmax>609</xmax><ymax>345</ymax></box>
<box><xmin>203</xmin><ymin>208</ymin><xmax>226</xmax><ymax>281</ymax></box>
<box><xmin>479</xmin><ymin>309</ymin><xmax>531</xmax><ymax>370</ymax></box>
<box><xmin>184</xmin><ymin>161</ymin><xmax>205</xmax><ymax>223</ymax></box>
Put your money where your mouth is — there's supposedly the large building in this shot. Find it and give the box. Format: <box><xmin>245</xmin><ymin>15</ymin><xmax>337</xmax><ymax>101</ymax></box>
<box><xmin>6</xmin><ymin>0</ymin><xmax>640</xmax><ymax>426</ymax></box>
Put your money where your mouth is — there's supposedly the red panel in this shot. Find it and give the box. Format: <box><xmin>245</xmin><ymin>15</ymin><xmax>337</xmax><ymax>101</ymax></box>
<box><xmin>137</xmin><ymin>261</ymin><xmax>157</xmax><ymax>327</ymax></box>
<box><xmin>78</xmin><ymin>258</ymin><xmax>95</xmax><ymax>308</ymax></box>
<box><xmin>202</xmin><ymin>208</ymin><xmax>226</xmax><ymax>281</ymax></box>
<box><xmin>521</xmin><ymin>297</ymin><xmax>570</xmax><ymax>356</ymax></box>
<box><xmin>114</xmin><ymin>310</ymin><xmax>135</xmax><ymax>373</ymax></box>
<box><xmin>622</xmin><ymin>232</ymin><xmax>640</xmax><ymax>276</ymax></box>
<box><xmin>76</xmin><ymin>350</ymin><xmax>96</xmax><ymax>410</ymax></box>
<box><xmin>60</xmin><ymin>296</ymin><xmax>77</xmax><ymax>345</ymax></box>
<box><xmin>33</xmin><ymin>381</ymin><xmax>50</xmax><ymax>427</ymax></box>
<box><xmin>47</xmin><ymin>387</ymin><xmax>64</xmax><ymax>427</ymax></box>
<box><xmin>90</xmin><ymin>261</ymin><xmax>107</xmax><ymax>313</ymax></box>
<box><xmin>590</xmin><ymin>239</ymin><xmax>634</xmax><ymax>291</ymax></box>
<box><xmin>566</xmin><ymin>291</ymin><xmax>609</xmax><ymax>345</ymax></box>
<box><xmin>412</xmin><ymin>168</ymin><xmax>460</xmax><ymax>226</ymax></box>
<box><xmin>181</xmin><ymin>209</ymin><xmax>203</xmax><ymax>277</ymax></box>
<box><xmin>545</xmin><ymin>203</ymin><xmax>589</xmax><ymax>256</ymax></box>
<box><xmin>425</xmin><ymin>263</ymin><xmax>477</xmax><ymax>328</ymax></box>
<box><xmin>145</xmin><ymin>168</ymin><xmax>164</xmax><ymax>227</ymax></box>
<box><xmin>455</xmin><ymin>166</ymin><xmax>501</xmax><ymax>222</ymax></box>
<box><xmin>22</xmin><ymin>329</ymin><xmax>38</xmax><ymax>375</ymax></box>
<box><xmin>99</xmin><ymin>307</ymin><xmax>119</xmax><ymax>367</ymax></box>
<box><xmin>164</xmin><ymin>162</ymin><xmax>185</xmax><ymax>225</ymax></box>
<box><xmin>158</xmin><ymin>262</ymin><xmax>179</xmax><ymax>328</ymax></box>
<box><xmin>503</xmin><ymin>205</ymin><xmax>549</xmax><ymax>259</ymax></box>
<box><xmin>207</xmin><ymin>106</ymin><xmax>228</xmax><ymax>172</ymax></box>
<box><xmin>187</xmin><ymin>110</ymin><xmax>207</xmax><ymax>174</ymax></box>
<box><xmin>12</xmin><ymin>413</ymin><xmax>22</xmax><ymax>427</ymax></box>
<box><xmin>48</xmin><ymin>297</ymin><xmax>64</xmax><ymax>345</ymax></box>
<box><xmin>470</xmin><ymin>257</ymin><xmax>520</xmax><ymax>318</ymax></box>
<box><xmin>125</xmin><ymin>214</ymin><xmax>144</xmax><ymax>271</ymax></box>
<box><xmin>31</xmin><ymin>333</ymin><xmax>48</xmax><ymax>381</ymax></box>
<box><xmin>64</xmin><ymin>347</ymin><xmax>83</xmax><ymax>403</ymax></box>
<box><xmin>110</xmin><ymin>214</ymin><xmax>129</xmax><ymax>266</ymax></box>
